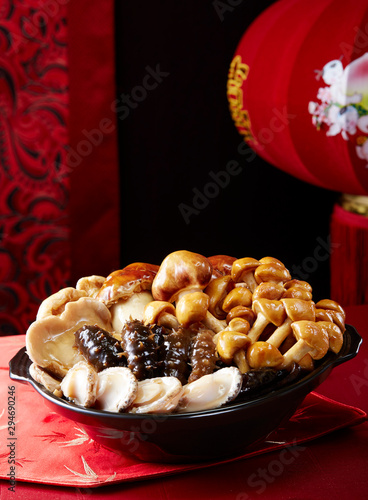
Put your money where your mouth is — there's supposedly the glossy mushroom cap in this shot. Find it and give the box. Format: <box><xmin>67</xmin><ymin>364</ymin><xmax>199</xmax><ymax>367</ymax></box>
<box><xmin>315</xmin><ymin>299</ymin><xmax>345</xmax><ymax>317</ymax></box>
<box><xmin>152</xmin><ymin>250</ymin><xmax>213</xmax><ymax>303</ymax></box>
<box><xmin>259</xmin><ymin>256</ymin><xmax>286</xmax><ymax>266</ymax></box>
<box><xmin>252</xmin><ymin>282</ymin><xmax>285</xmax><ymax>301</ymax></box>
<box><xmin>283</xmin><ymin>279</ymin><xmax>313</xmax><ymax>300</ymax></box>
<box><xmin>317</xmin><ymin>321</ymin><xmax>344</xmax><ymax>354</ymax></box>
<box><xmin>231</xmin><ymin>257</ymin><xmax>260</xmax><ymax>292</ymax></box>
<box><xmin>248</xmin><ymin>299</ymin><xmax>286</xmax><ymax>343</ymax></box>
<box><xmin>284</xmin><ymin>279</ymin><xmax>312</xmax><ymax>291</ymax></box>
<box><xmin>222</xmin><ymin>286</ymin><xmax>252</xmax><ymax>312</ymax></box>
<box><xmin>226</xmin><ymin>305</ymin><xmax>255</xmax><ymax>326</ymax></box>
<box><xmin>254</xmin><ymin>260</ymin><xmax>291</xmax><ymax>285</ymax></box>
<box><xmin>96</xmin><ymin>262</ymin><xmax>159</xmax><ymax>306</ymax></box>
<box><xmin>207</xmin><ymin>255</ymin><xmax>237</xmax><ymax>278</ymax></box>
<box><xmin>175</xmin><ymin>292</ymin><xmax>210</xmax><ymax>328</ymax></box>
<box><xmin>281</xmin><ymin>298</ymin><xmax>316</xmax><ymax>322</ymax></box>
<box><xmin>143</xmin><ymin>301</ymin><xmax>178</xmax><ymax>328</ymax></box>
<box><xmin>315</xmin><ymin>299</ymin><xmax>346</xmax><ymax>332</ymax></box>
<box><xmin>292</xmin><ymin>321</ymin><xmax>329</xmax><ymax>359</ymax></box>
<box><xmin>205</xmin><ymin>275</ymin><xmax>233</xmax><ymax>319</ymax></box>
<box><xmin>216</xmin><ymin>330</ymin><xmax>251</xmax><ymax>365</ymax></box>
<box><xmin>315</xmin><ymin>308</ymin><xmax>334</xmax><ymax>322</ymax></box>
<box><xmin>247</xmin><ymin>341</ymin><xmax>284</xmax><ymax>369</ymax></box>
<box><xmin>280</xmin><ymin>320</ymin><xmax>329</xmax><ymax>369</ymax></box>
<box><xmin>226</xmin><ymin>317</ymin><xmax>251</xmax><ymax>334</ymax></box>
<box><xmin>266</xmin><ymin>298</ymin><xmax>316</xmax><ymax>348</ymax></box>
<box><xmin>252</xmin><ymin>299</ymin><xmax>286</xmax><ymax>327</ymax></box>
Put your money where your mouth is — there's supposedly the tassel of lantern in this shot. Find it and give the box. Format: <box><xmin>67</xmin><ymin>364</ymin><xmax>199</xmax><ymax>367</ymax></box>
<box><xmin>330</xmin><ymin>195</ymin><xmax>368</xmax><ymax>306</ymax></box>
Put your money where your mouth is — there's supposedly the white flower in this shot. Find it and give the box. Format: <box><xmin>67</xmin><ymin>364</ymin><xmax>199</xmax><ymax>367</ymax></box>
<box><xmin>308</xmin><ymin>101</ymin><xmax>318</xmax><ymax>114</ymax></box>
<box><xmin>317</xmin><ymin>87</ymin><xmax>332</xmax><ymax>103</ymax></box>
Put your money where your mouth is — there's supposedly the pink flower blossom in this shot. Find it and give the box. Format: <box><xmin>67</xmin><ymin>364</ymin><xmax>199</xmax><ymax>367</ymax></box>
<box><xmin>317</xmin><ymin>87</ymin><xmax>332</xmax><ymax>103</ymax></box>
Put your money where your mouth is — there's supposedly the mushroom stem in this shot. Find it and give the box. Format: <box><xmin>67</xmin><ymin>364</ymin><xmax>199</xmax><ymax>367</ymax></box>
<box><xmin>159</xmin><ymin>313</ymin><xmax>180</xmax><ymax>329</ymax></box>
<box><xmin>202</xmin><ymin>311</ymin><xmax>227</xmax><ymax>333</ymax></box>
<box><xmin>143</xmin><ymin>300</ymin><xmax>178</xmax><ymax>327</ymax></box>
<box><xmin>280</xmin><ymin>340</ymin><xmax>312</xmax><ymax>369</ymax></box>
<box><xmin>233</xmin><ymin>349</ymin><xmax>250</xmax><ymax>373</ymax></box>
<box><xmin>266</xmin><ymin>318</ymin><xmax>293</xmax><ymax>347</ymax></box>
<box><xmin>242</xmin><ymin>274</ymin><xmax>258</xmax><ymax>293</ymax></box>
<box><xmin>247</xmin><ymin>313</ymin><xmax>270</xmax><ymax>343</ymax></box>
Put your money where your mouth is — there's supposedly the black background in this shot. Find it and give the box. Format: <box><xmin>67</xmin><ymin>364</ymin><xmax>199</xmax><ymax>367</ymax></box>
<box><xmin>114</xmin><ymin>0</ymin><xmax>338</xmax><ymax>300</ymax></box>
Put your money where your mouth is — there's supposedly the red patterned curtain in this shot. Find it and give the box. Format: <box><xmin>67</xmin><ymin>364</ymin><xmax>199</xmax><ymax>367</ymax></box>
<box><xmin>0</xmin><ymin>0</ymin><xmax>119</xmax><ymax>336</ymax></box>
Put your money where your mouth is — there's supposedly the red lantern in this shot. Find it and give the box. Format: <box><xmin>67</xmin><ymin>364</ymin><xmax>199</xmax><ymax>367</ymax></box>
<box><xmin>227</xmin><ymin>0</ymin><xmax>368</xmax><ymax>195</ymax></box>
<box><xmin>228</xmin><ymin>0</ymin><xmax>368</xmax><ymax>306</ymax></box>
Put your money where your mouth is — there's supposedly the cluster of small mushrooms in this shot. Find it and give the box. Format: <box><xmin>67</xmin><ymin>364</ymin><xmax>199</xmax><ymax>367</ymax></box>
<box><xmin>25</xmin><ymin>250</ymin><xmax>346</xmax><ymax>414</ymax></box>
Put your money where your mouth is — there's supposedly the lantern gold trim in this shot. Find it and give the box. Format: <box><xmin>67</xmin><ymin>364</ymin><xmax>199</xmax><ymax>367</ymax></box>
<box><xmin>340</xmin><ymin>194</ymin><xmax>368</xmax><ymax>217</ymax></box>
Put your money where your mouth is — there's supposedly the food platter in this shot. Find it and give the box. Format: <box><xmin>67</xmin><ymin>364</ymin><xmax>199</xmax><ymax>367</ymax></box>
<box><xmin>9</xmin><ymin>324</ymin><xmax>361</xmax><ymax>463</ymax></box>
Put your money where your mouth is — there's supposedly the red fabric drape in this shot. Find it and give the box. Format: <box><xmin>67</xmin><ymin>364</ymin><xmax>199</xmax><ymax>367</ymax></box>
<box><xmin>0</xmin><ymin>1</ymin><xmax>120</xmax><ymax>335</ymax></box>
<box><xmin>0</xmin><ymin>1</ymin><xmax>70</xmax><ymax>335</ymax></box>
<box><xmin>330</xmin><ymin>203</ymin><xmax>368</xmax><ymax>305</ymax></box>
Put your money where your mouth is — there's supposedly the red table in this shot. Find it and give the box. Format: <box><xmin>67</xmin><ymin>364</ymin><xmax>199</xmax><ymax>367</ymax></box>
<box><xmin>1</xmin><ymin>305</ymin><xmax>367</xmax><ymax>500</ymax></box>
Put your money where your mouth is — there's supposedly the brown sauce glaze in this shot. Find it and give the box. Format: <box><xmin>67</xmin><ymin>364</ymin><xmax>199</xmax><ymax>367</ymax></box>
<box><xmin>188</xmin><ymin>330</ymin><xmax>217</xmax><ymax>383</ymax></box>
<box><xmin>121</xmin><ymin>320</ymin><xmax>161</xmax><ymax>380</ymax></box>
<box><xmin>74</xmin><ymin>325</ymin><xmax>126</xmax><ymax>372</ymax></box>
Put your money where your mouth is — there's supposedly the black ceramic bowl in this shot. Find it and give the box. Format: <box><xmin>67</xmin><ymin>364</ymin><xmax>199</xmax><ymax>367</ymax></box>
<box><xmin>9</xmin><ymin>325</ymin><xmax>362</xmax><ymax>463</ymax></box>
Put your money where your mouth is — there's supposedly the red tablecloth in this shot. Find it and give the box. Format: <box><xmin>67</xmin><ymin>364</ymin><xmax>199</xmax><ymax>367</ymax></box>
<box><xmin>1</xmin><ymin>304</ymin><xmax>368</xmax><ymax>499</ymax></box>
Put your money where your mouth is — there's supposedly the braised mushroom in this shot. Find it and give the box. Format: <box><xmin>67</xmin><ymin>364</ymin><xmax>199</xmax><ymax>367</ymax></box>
<box><xmin>216</xmin><ymin>330</ymin><xmax>251</xmax><ymax>373</ymax></box>
<box><xmin>254</xmin><ymin>259</ymin><xmax>291</xmax><ymax>285</ymax></box>
<box><xmin>226</xmin><ymin>305</ymin><xmax>255</xmax><ymax>326</ymax></box>
<box><xmin>231</xmin><ymin>257</ymin><xmax>260</xmax><ymax>292</ymax></box>
<box><xmin>152</xmin><ymin>250</ymin><xmax>212</xmax><ymax>302</ymax></box>
<box><xmin>266</xmin><ymin>298</ymin><xmax>316</xmax><ymax>348</ymax></box>
<box><xmin>281</xmin><ymin>320</ymin><xmax>329</xmax><ymax>368</ymax></box>
<box><xmin>207</xmin><ymin>254</ymin><xmax>237</xmax><ymax>278</ymax></box>
<box><xmin>317</xmin><ymin>321</ymin><xmax>344</xmax><ymax>354</ymax></box>
<box><xmin>205</xmin><ymin>275</ymin><xmax>233</xmax><ymax>320</ymax></box>
<box><xmin>315</xmin><ymin>299</ymin><xmax>346</xmax><ymax>332</ymax></box>
<box><xmin>252</xmin><ymin>282</ymin><xmax>285</xmax><ymax>301</ymax></box>
<box><xmin>247</xmin><ymin>299</ymin><xmax>286</xmax><ymax>343</ymax></box>
<box><xmin>222</xmin><ymin>286</ymin><xmax>253</xmax><ymax>312</ymax></box>
<box><xmin>143</xmin><ymin>301</ymin><xmax>179</xmax><ymax>329</ymax></box>
<box><xmin>247</xmin><ymin>341</ymin><xmax>284</xmax><ymax>370</ymax></box>
<box><xmin>175</xmin><ymin>292</ymin><xmax>210</xmax><ymax>328</ymax></box>
<box><xmin>282</xmin><ymin>279</ymin><xmax>313</xmax><ymax>301</ymax></box>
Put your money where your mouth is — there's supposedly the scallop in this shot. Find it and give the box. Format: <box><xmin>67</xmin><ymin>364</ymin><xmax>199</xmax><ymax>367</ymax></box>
<box><xmin>128</xmin><ymin>377</ymin><xmax>183</xmax><ymax>414</ymax></box>
<box><xmin>177</xmin><ymin>366</ymin><xmax>242</xmax><ymax>413</ymax></box>
<box><xmin>60</xmin><ymin>361</ymin><xmax>98</xmax><ymax>407</ymax></box>
<box><xmin>96</xmin><ymin>367</ymin><xmax>138</xmax><ymax>412</ymax></box>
